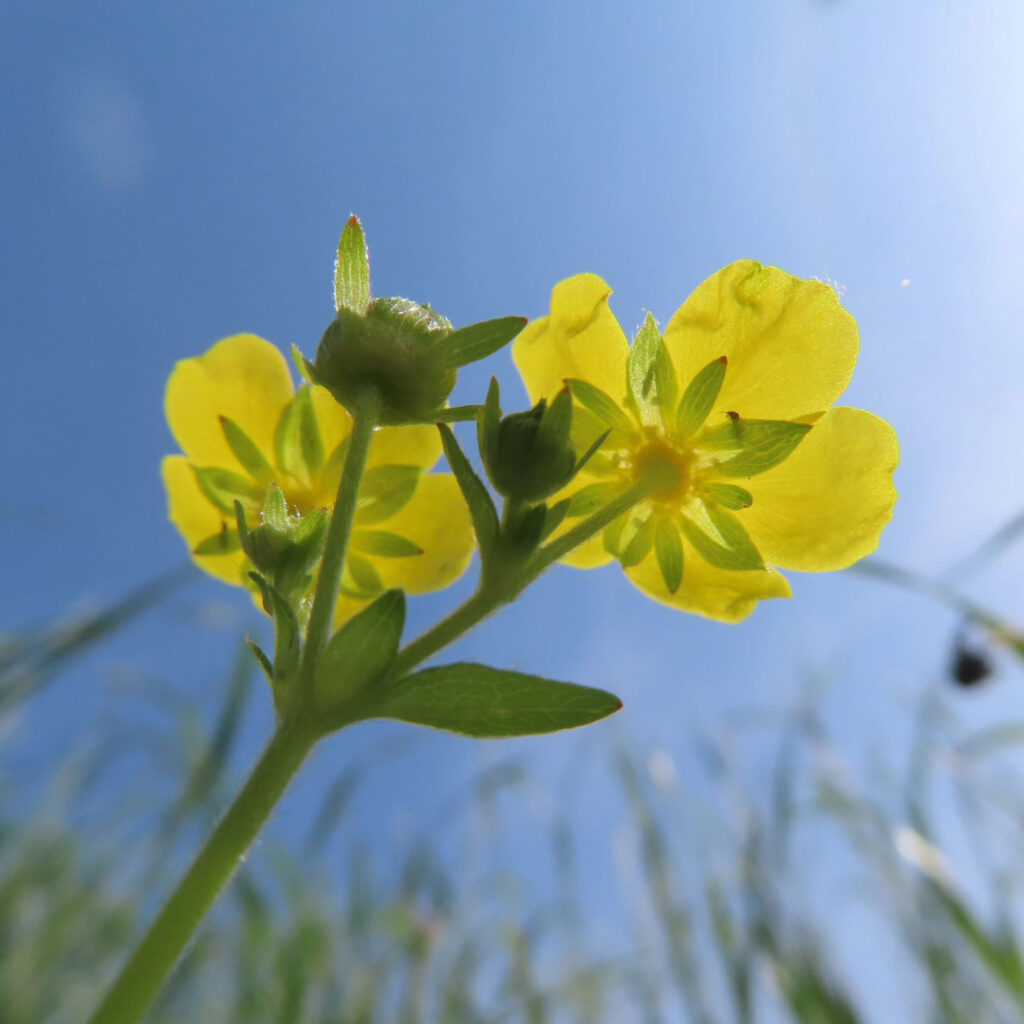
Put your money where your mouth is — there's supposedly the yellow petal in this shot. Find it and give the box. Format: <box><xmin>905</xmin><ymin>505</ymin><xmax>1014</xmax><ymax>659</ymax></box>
<box><xmin>625</xmin><ymin>545</ymin><xmax>791</xmax><ymax>623</ymax></box>
<box><xmin>742</xmin><ymin>406</ymin><xmax>899</xmax><ymax>572</ymax></box>
<box><xmin>513</xmin><ymin>274</ymin><xmax>630</xmax><ymax>405</ymax></box>
<box><xmin>367</xmin><ymin>474</ymin><xmax>475</xmax><ymax>594</ymax></box>
<box><xmin>308</xmin><ymin>383</ymin><xmax>442</xmax><ymax>470</ymax></box>
<box><xmin>308</xmin><ymin>383</ymin><xmax>353</xmax><ymax>454</ymax></box>
<box><xmin>368</xmin><ymin>423</ymin><xmax>442</xmax><ymax>471</ymax></box>
<box><xmin>166</xmin><ymin>334</ymin><xmax>294</xmax><ymax>467</ymax></box>
<box><xmin>663</xmin><ymin>262</ymin><xmax>859</xmax><ymax>420</ymax></box>
<box><xmin>161</xmin><ymin>455</ymin><xmax>246</xmax><ymax>585</ymax></box>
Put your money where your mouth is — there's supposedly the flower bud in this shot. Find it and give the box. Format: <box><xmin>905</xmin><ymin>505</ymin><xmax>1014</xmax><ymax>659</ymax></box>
<box><xmin>481</xmin><ymin>384</ymin><xmax>577</xmax><ymax>503</ymax></box>
<box><xmin>313</xmin><ymin>299</ymin><xmax>457</xmax><ymax>424</ymax></box>
<box><xmin>236</xmin><ymin>486</ymin><xmax>328</xmax><ymax>600</ymax></box>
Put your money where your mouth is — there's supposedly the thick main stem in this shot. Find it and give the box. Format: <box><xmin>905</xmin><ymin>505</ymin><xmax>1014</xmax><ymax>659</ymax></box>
<box><xmin>301</xmin><ymin>389</ymin><xmax>379</xmax><ymax>673</ymax></box>
<box><xmin>86</xmin><ymin>716</ymin><xmax>318</xmax><ymax>1024</ymax></box>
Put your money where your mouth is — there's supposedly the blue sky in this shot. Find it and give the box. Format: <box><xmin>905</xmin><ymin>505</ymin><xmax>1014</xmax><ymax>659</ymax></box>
<box><xmin>5</xmin><ymin>0</ymin><xmax>1024</xmax><ymax>1017</ymax></box>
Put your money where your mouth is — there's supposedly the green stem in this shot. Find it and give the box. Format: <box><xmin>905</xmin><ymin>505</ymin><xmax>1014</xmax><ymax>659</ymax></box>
<box><xmin>389</xmin><ymin>478</ymin><xmax>660</xmax><ymax>680</ymax></box>
<box><xmin>301</xmin><ymin>389</ymin><xmax>379</xmax><ymax>675</ymax></box>
<box><xmin>86</xmin><ymin>716</ymin><xmax>319</xmax><ymax>1024</ymax></box>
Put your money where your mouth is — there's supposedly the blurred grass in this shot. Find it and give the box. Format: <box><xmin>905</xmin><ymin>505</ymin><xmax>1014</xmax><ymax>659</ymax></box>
<box><xmin>4</xmin><ymin>537</ymin><xmax>1024</xmax><ymax>1022</ymax></box>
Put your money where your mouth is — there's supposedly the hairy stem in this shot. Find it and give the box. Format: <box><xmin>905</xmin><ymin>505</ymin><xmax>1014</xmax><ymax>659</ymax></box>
<box><xmin>86</xmin><ymin>715</ymin><xmax>318</xmax><ymax>1024</ymax></box>
<box><xmin>301</xmin><ymin>389</ymin><xmax>379</xmax><ymax>676</ymax></box>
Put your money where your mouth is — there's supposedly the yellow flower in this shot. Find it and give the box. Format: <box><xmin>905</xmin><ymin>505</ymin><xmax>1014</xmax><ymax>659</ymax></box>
<box><xmin>513</xmin><ymin>262</ymin><xmax>899</xmax><ymax>622</ymax></box>
<box><xmin>161</xmin><ymin>333</ymin><xmax>474</xmax><ymax>622</ymax></box>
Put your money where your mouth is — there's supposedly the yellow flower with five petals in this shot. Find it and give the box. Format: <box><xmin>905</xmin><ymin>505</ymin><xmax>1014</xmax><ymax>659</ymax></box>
<box><xmin>161</xmin><ymin>333</ymin><xmax>474</xmax><ymax>623</ymax></box>
<box><xmin>513</xmin><ymin>261</ymin><xmax>899</xmax><ymax>622</ymax></box>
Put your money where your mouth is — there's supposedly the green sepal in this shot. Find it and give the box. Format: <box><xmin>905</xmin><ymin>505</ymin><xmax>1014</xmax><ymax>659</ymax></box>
<box><xmin>248</xmin><ymin>572</ymin><xmax>300</xmax><ymax>681</ymax></box>
<box><xmin>434</xmin><ymin>405</ymin><xmax>483</xmax><ymax>423</ymax></box>
<box><xmin>439</xmin><ymin>316</ymin><xmax>527</xmax><ymax>369</ymax></box>
<box><xmin>193</xmin><ymin>525</ymin><xmax>241</xmax><ymax>556</ymax></box>
<box><xmin>627</xmin><ymin>314</ymin><xmax>676</xmax><ymax>425</ymax></box>
<box><xmin>676</xmin><ymin>356</ymin><xmax>727</xmax><ymax>439</ymax></box>
<box><xmin>705</xmin><ymin>483</ymin><xmax>753</xmax><ymax>509</ymax></box>
<box><xmin>438</xmin><ymin>423</ymin><xmax>499</xmax><ymax>556</ymax></box>
<box><xmin>566</xmin><ymin>378</ymin><xmax>636</xmax><ymax>438</ymax></box>
<box><xmin>356</xmin><ymin>465</ymin><xmax>421</xmax><ymax>524</ymax></box>
<box><xmin>291</xmin><ymin>344</ymin><xmax>315</xmax><ymax>383</ymax></box>
<box><xmin>219</xmin><ymin>417</ymin><xmax>274</xmax><ymax>483</ymax></box>
<box><xmin>260</xmin><ymin>482</ymin><xmax>289</xmax><ymax>531</ymax></box>
<box><xmin>566</xmin><ymin>481</ymin><xmax>627</xmax><ymax>518</ymax></box>
<box><xmin>503</xmin><ymin>502</ymin><xmax>548</xmax><ymax>557</ymax></box>
<box><xmin>370</xmin><ymin>663</ymin><xmax>622</xmax><ymax>738</ymax></box>
<box><xmin>320</xmin><ymin>437</ymin><xmax>350</xmax><ymax>495</ymax></box>
<box><xmin>351</xmin><ymin>529</ymin><xmax>423</xmax><ymax>557</ymax></box>
<box><xmin>477</xmin><ymin>377</ymin><xmax>502</xmax><ymax>473</ymax></box>
<box><xmin>246</xmin><ymin>639</ymin><xmax>274</xmax><ymax>683</ymax></box>
<box><xmin>344</xmin><ymin>553</ymin><xmax>385</xmax><ymax>596</ymax></box>
<box><xmin>541</xmin><ymin>498</ymin><xmax>571</xmax><ymax>540</ymax></box>
<box><xmin>315</xmin><ymin>589</ymin><xmax>405</xmax><ymax>706</ymax></box>
<box><xmin>701</xmin><ymin>416</ymin><xmax>812</xmax><ymax>478</ymax></box>
<box><xmin>575</xmin><ymin>428</ymin><xmax>612</xmax><ymax>474</ymax></box>
<box><xmin>680</xmin><ymin>504</ymin><xmax>764</xmax><ymax>571</ymax></box>
<box><xmin>605</xmin><ymin>513</ymin><xmax>653</xmax><ymax>568</ymax></box>
<box><xmin>192</xmin><ymin>466</ymin><xmax>262</xmax><ymax>515</ymax></box>
<box><xmin>654</xmin><ymin>518</ymin><xmax>684</xmax><ymax>593</ymax></box>
<box><xmin>334</xmin><ymin>215</ymin><xmax>371</xmax><ymax>315</ymax></box>
<box><xmin>274</xmin><ymin>387</ymin><xmax>324</xmax><ymax>483</ymax></box>
<box><xmin>536</xmin><ymin>387</ymin><xmax>573</xmax><ymax>451</ymax></box>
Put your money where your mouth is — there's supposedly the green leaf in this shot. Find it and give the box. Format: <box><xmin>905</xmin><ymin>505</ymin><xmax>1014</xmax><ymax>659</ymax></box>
<box><xmin>654</xmin><ymin>518</ymin><xmax>684</xmax><ymax>593</ymax></box>
<box><xmin>356</xmin><ymin>465</ymin><xmax>421</xmax><ymax>524</ymax></box>
<box><xmin>193</xmin><ymin>525</ymin><xmax>241</xmax><ymax>556</ymax></box>
<box><xmin>351</xmin><ymin>529</ymin><xmax>423</xmax><ymax>557</ymax></box>
<box><xmin>334</xmin><ymin>214</ymin><xmax>371</xmax><ymax>315</ymax></box>
<box><xmin>274</xmin><ymin>387</ymin><xmax>324</xmax><ymax>482</ymax></box>
<box><xmin>680</xmin><ymin>504</ymin><xmax>764</xmax><ymax>571</ymax></box>
<box><xmin>676</xmin><ymin>356</ymin><xmax>727</xmax><ymax>438</ymax></box>
<box><xmin>440</xmin><ymin>316</ymin><xmax>527</xmax><ymax>368</ymax></box>
<box><xmin>438</xmin><ymin>423</ymin><xmax>499</xmax><ymax>555</ymax></box>
<box><xmin>567</xmin><ymin>378</ymin><xmax>636</xmax><ymax>437</ymax></box>
<box><xmin>248</xmin><ymin>573</ymin><xmax>300</xmax><ymax>679</ymax></box>
<box><xmin>701</xmin><ymin>417</ymin><xmax>812</xmax><ymax>478</ymax></box>
<box><xmin>192</xmin><ymin>466</ymin><xmax>262</xmax><ymax>515</ymax></box>
<box><xmin>705</xmin><ymin>483</ymin><xmax>753</xmax><ymax>509</ymax></box>
<box><xmin>566</xmin><ymin>481</ymin><xmax>627</xmax><ymax>518</ymax></box>
<box><xmin>316</xmin><ymin>590</ymin><xmax>405</xmax><ymax>704</ymax></box>
<box><xmin>627</xmin><ymin>314</ymin><xmax>676</xmax><ymax>424</ymax></box>
<box><xmin>373</xmin><ymin>663</ymin><xmax>622</xmax><ymax>737</ymax></box>
<box><xmin>219</xmin><ymin>417</ymin><xmax>274</xmax><ymax>482</ymax></box>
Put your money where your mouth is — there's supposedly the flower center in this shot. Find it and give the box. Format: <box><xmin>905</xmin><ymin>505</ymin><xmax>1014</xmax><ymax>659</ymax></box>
<box><xmin>629</xmin><ymin>436</ymin><xmax>695</xmax><ymax>508</ymax></box>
